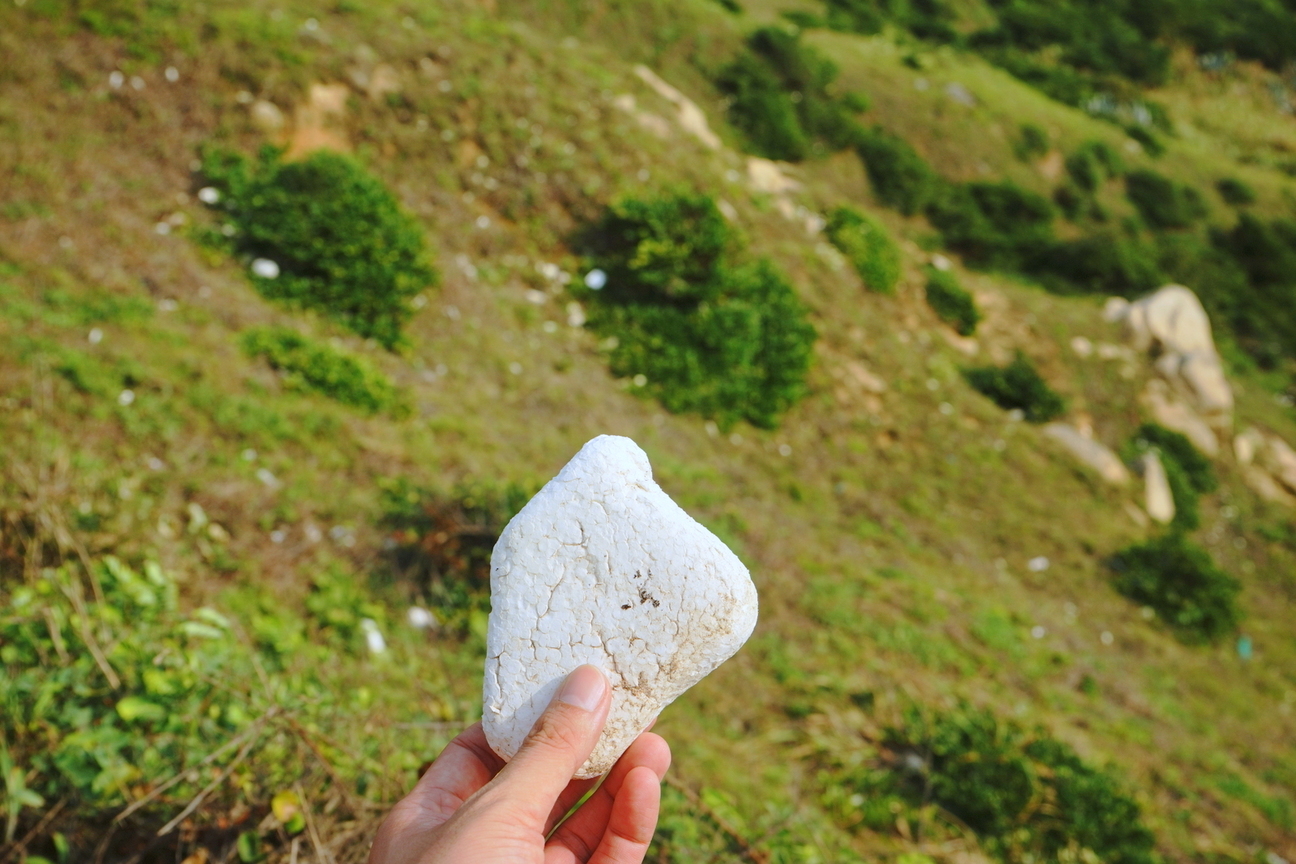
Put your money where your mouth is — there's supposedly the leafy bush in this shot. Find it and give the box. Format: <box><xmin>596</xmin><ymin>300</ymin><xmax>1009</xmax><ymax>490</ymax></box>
<box><xmin>880</xmin><ymin>704</ymin><xmax>1157</xmax><ymax>864</ymax></box>
<box><xmin>824</xmin><ymin>206</ymin><xmax>901</xmax><ymax>293</ymax></box>
<box><xmin>1123</xmin><ymin>422</ymin><xmax>1216</xmax><ymax>533</ymax></box>
<box><xmin>1125</xmin><ymin>169</ymin><xmax>1208</xmax><ymax>229</ymax></box>
<box><xmin>1032</xmin><ymin>232</ymin><xmax>1162</xmax><ymax>296</ymax></box>
<box><xmin>925</xmin><ymin>268</ymin><xmax>979</xmax><ymax>335</ymax></box>
<box><xmin>1066</xmin><ymin>140</ymin><xmax>1124</xmax><ymax>191</ymax></box>
<box><xmin>1112</xmin><ymin>533</ymin><xmax>1242</xmax><ymax>643</ymax></box>
<box><xmin>855</xmin><ymin>127</ymin><xmax>944</xmax><ymax>215</ymax></box>
<box><xmin>1217</xmin><ymin>177</ymin><xmax>1257</xmax><ymax>206</ymax></box>
<box><xmin>200</xmin><ymin>146</ymin><xmax>436</xmax><ymax>349</ymax></box>
<box><xmin>241</xmin><ymin>326</ymin><xmax>407</xmax><ymax>415</ymax></box>
<box><xmin>818</xmin><ymin>0</ymin><xmax>958</xmax><ymax>41</ymax></box>
<box><xmin>1015</xmin><ymin>122</ymin><xmax>1050</xmax><ymax>161</ymax></box>
<box><xmin>716</xmin><ymin>27</ymin><xmax>865</xmax><ymax>161</ymax></box>
<box><xmin>927</xmin><ymin>181</ymin><xmax>1056</xmax><ymax>270</ymax></box>
<box><xmin>965</xmin><ymin>352</ymin><xmax>1065</xmax><ymax>422</ymax></box>
<box><xmin>579</xmin><ymin>194</ymin><xmax>816</xmax><ymax>429</ymax></box>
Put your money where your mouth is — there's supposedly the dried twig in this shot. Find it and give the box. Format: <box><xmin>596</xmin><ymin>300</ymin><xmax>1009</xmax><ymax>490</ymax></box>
<box><xmin>663</xmin><ymin>776</ymin><xmax>770</xmax><ymax>864</ymax></box>
<box><xmin>295</xmin><ymin>783</ymin><xmax>335</xmax><ymax>864</ymax></box>
<box><xmin>155</xmin><ymin>715</ymin><xmax>268</xmax><ymax>837</ymax></box>
<box><xmin>0</xmin><ymin>798</ymin><xmax>66</xmax><ymax>864</ymax></box>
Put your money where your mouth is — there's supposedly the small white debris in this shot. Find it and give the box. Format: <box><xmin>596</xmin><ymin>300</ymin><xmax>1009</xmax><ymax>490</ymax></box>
<box><xmin>256</xmin><ymin>468</ymin><xmax>280</xmax><ymax>488</ymax></box>
<box><xmin>444</xmin><ymin>304</ymin><xmax>461</xmax><ymax>320</ymax></box>
<box><xmin>304</xmin><ymin>523</ymin><xmax>323</xmax><ymax>543</ymax></box>
<box><xmin>637</xmin><ymin>168</ymin><xmax>650</xmax><ymax>181</ymax></box>
<box><xmin>524</xmin><ymin>289</ymin><xmax>547</xmax><ymax>305</ymax></box>
<box><xmin>270</xmin><ymin>529</ymin><xmax>286</xmax><ymax>544</ymax></box>
<box><xmin>58</xmin><ymin>236</ymin><xmax>73</xmax><ymax>249</ymax></box>
<box><xmin>411</xmin><ymin>294</ymin><xmax>428</xmax><ymax>309</ymax></box>
<box><xmin>165</xmin><ymin>66</ymin><xmax>179</xmax><ymax>82</ymax></box>
<box><xmin>1031</xmin><ymin>625</ymin><xmax>1046</xmax><ymax>639</ymax></box>
<box><xmin>1100</xmin><ymin>630</ymin><xmax>1115</xmax><ymax>645</ymax></box>
<box><xmin>158</xmin><ymin>298</ymin><xmax>178</xmax><ymax>312</ymax></box>
<box><xmin>930</xmin><ymin>254</ymin><xmax>952</xmax><ymax>271</ymax></box>
<box><xmin>542</xmin><ymin>320</ymin><xmax>558</xmax><ymax>333</ymax></box>
<box><xmin>155</xmin><ymin>222</ymin><xmax>171</xmax><ymax>235</ymax></box>
<box><xmin>145</xmin><ymin>456</ymin><xmax>165</xmax><ymax>471</ymax></box>
<box><xmin>407</xmin><ymin>606</ymin><xmax>436</xmax><ymax>629</ymax></box>
<box><xmin>109</xmin><ymin>71</ymin><xmax>124</xmax><ymax>89</ymax></box>
<box><xmin>221</xmin><ymin>224</ymin><xmax>236</xmax><ymax>237</ymax></box>
<box><xmin>509</xmin><ymin>362</ymin><xmax>523</xmax><ymax>375</ymax></box>
<box><xmin>566</xmin><ymin>302</ymin><xmax>586</xmax><ymax>328</ymax></box>
<box><xmin>778</xmin><ymin>444</ymin><xmax>792</xmax><ymax>457</ymax></box>
<box><xmin>360</xmin><ymin>618</ymin><xmax>387</xmax><ymax>654</ymax></box>
<box><xmin>475</xmin><ymin>215</ymin><xmax>491</xmax><ymax>229</ymax></box>
<box><xmin>1028</xmin><ymin>556</ymin><xmax>1050</xmax><ymax>572</ymax></box>
<box><xmin>705</xmin><ymin>421</ymin><xmax>719</xmax><ymax>438</ymax></box>
<box><xmin>1071</xmin><ymin>336</ymin><xmax>1094</xmax><ymax>358</ymax></box>
<box><xmin>537</xmin><ymin>261</ymin><xmax>561</xmax><ymax>281</ymax></box>
<box><xmin>130</xmin><ymin>76</ymin><xmax>144</xmax><ymax>90</ymax></box>
<box><xmin>993</xmin><ymin>439</ymin><xmax>1007</xmax><ymax>452</ymax></box>
<box><xmin>88</xmin><ymin>328</ymin><xmax>104</xmax><ymax>345</ymax></box>
<box><xmin>197</xmin><ymin>186</ymin><xmax>221</xmax><ymax>204</ymax></box>
<box><xmin>118</xmin><ymin>389</ymin><xmax>135</xmax><ymax>406</ymax></box>
<box><xmin>303</xmin><ymin>17</ymin><xmax>319</xmax><ymax>31</ymax></box>
<box><xmin>1008</xmin><ymin>408</ymin><xmax>1025</xmax><ymax>422</ymax></box>
<box><xmin>729</xmin><ymin>432</ymin><xmax>743</xmax><ymax>446</ymax></box>
<box><xmin>198</xmin><ymin>285</ymin><xmax>212</xmax><ymax>298</ymax></box>
<box><xmin>235</xmin><ymin>90</ymin><xmax>253</xmax><ymax>104</ymax></box>
<box><xmin>251</xmin><ymin>258</ymin><xmax>280</xmax><ymax>279</ymax></box>
<box><xmin>1140</xmin><ymin>606</ymin><xmax>1155</xmax><ymax>620</ymax></box>
<box><xmin>584</xmin><ymin>269</ymin><xmax>607</xmax><ymax>290</ymax></box>
<box><xmin>438</xmin><ymin>80</ymin><xmax>452</xmax><ymax>93</ymax></box>
<box><xmin>939</xmin><ymin>402</ymin><xmax>954</xmax><ymax>416</ymax></box>
<box><xmin>632</xmin><ymin>374</ymin><xmax>648</xmax><ymax>387</ymax></box>
<box><xmin>926</xmin><ymin>378</ymin><xmax>940</xmax><ymax>391</ymax></box>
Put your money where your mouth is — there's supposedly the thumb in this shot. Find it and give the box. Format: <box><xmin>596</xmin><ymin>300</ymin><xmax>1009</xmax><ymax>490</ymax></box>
<box><xmin>491</xmin><ymin>665</ymin><xmax>611</xmax><ymax>823</ymax></box>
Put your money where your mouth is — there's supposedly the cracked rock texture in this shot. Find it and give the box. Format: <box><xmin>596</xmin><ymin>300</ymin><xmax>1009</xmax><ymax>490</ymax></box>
<box><xmin>482</xmin><ymin>435</ymin><xmax>759</xmax><ymax>778</ymax></box>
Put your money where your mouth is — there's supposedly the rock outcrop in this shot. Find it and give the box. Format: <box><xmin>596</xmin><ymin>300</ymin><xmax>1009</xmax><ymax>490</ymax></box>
<box><xmin>1043</xmin><ymin>424</ymin><xmax>1130</xmax><ymax>485</ymax></box>
<box><xmin>1141</xmin><ymin>451</ymin><xmax>1176</xmax><ymax>524</ymax></box>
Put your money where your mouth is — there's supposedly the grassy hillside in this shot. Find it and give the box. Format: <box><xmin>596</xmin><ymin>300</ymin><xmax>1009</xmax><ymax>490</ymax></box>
<box><xmin>2</xmin><ymin>0</ymin><xmax>1295</xmax><ymax>862</ymax></box>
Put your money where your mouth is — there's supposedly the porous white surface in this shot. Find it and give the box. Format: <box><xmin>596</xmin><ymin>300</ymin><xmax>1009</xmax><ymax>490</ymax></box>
<box><xmin>482</xmin><ymin>435</ymin><xmax>758</xmax><ymax>778</ymax></box>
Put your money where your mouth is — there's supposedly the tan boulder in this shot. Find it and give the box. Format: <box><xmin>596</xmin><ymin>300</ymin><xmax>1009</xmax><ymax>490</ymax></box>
<box><xmin>1141</xmin><ymin>451</ymin><xmax>1176</xmax><ymax>524</ymax></box>
<box><xmin>1043</xmin><ymin>424</ymin><xmax>1130</xmax><ymax>485</ymax></box>
<box><xmin>1142</xmin><ymin>380</ymin><xmax>1219</xmax><ymax>456</ymax></box>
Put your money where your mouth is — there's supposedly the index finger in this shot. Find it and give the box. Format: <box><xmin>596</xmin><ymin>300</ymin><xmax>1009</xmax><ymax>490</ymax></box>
<box><xmin>405</xmin><ymin>722</ymin><xmax>507</xmax><ymax>826</ymax></box>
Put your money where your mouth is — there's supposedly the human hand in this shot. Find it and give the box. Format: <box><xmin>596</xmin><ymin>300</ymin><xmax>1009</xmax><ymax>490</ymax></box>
<box><xmin>367</xmin><ymin>665</ymin><xmax>672</xmax><ymax>864</ymax></box>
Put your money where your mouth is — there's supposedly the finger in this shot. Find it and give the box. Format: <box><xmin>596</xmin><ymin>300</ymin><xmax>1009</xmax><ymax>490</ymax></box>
<box><xmin>492</xmin><ymin>665</ymin><xmax>612</xmax><ymax>826</ymax></box>
<box><xmin>546</xmin><ymin>733</ymin><xmax>671</xmax><ymax>859</ymax></box>
<box><xmin>367</xmin><ymin>722</ymin><xmax>505</xmax><ymax>864</ymax></box>
<box><xmin>545</xmin><ymin>776</ymin><xmax>602</xmax><ymax>834</ymax></box>
<box><xmin>586</xmin><ymin>766</ymin><xmax>662</xmax><ymax>864</ymax></box>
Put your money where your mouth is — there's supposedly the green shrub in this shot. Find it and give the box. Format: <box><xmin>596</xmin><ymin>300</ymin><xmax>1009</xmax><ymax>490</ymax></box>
<box><xmin>1032</xmin><ymin>233</ymin><xmax>1162</xmax><ymax>296</ymax></box>
<box><xmin>1125</xmin><ymin>170</ymin><xmax>1207</xmax><ymax>229</ymax></box>
<box><xmin>1014</xmin><ymin>122</ymin><xmax>1050</xmax><ymax>161</ymax></box>
<box><xmin>880</xmin><ymin>705</ymin><xmax>1157</xmax><ymax>864</ymax></box>
<box><xmin>1112</xmin><ymin>533</ymin><xmax>1242</xmax><ymax>643</ymax></box>
<box><xmin>241</xmin><ymin>326</ymin><xmax>407</xmax><ymax>415</ymax></box>
<box><xmin>715</xmin><ymin>27</ymin><xmax>865</xmax><ymax>161</ymax></box>
<box><xmin>1065</xmin><ymin>140</ymin><xmax>1124</xmax><ymax>192</ymax></box>
<box><xmin>1125</xmin><ymin>125</ymin><xmax>1166</xmax><ymax>157</ymax></box>
<box><xmin>1217</xmin><ymin>177</ymin><xmax>1257</xmax><ymax>206</ymax></box>
<box><xmin>924</xmin><ymin>268</ymin><xmax>979</xmax><ymax>335</ymax></box>
<box><xmin>200</xmin><ymin>146</ymin><xmax>436</xmax><ymax>349</ymax></box>
<box><xmin>926</xmin><ymin>181</ymin><xmax>1056</xmax><ymax>270</ymax></box>
<box><xmin>964</xmin><ymin>352</ymin><xmax>1065</xmax><ymax>422</ymax></box>
<box><xmin>855</xmin><ymin>127</ymin><xmax>944</xmax><ymax>215</ymax></box>
<box><xmin>1130</xmin><ymin>422</ymin><xmax>1217</xmax><ymax>494</ymax></box>
<box><xmin>824</xmin><ymin>206</ymin><xmax>901</xmax><ymax>293</ymax></box>
<box><xmin>580</xmin><ymin>194</ymin><xmax>817</xmax><ymax>429</ymax></box>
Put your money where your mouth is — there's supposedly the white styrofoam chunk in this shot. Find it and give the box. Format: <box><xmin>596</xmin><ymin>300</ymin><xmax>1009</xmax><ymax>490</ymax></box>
<box><xmin>482</xmin><ymin>435</ymin><xmax>758</xmax><ymax>778</ymax></box>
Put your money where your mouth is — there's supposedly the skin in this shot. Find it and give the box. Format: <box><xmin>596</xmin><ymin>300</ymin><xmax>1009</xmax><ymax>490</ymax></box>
<box><xmin>368</xmin><ymin>666</ymin><xmax>672</xmax><ymax>864</ymax></box>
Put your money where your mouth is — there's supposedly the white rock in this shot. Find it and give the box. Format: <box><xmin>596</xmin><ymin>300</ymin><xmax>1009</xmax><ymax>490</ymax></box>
<box><xmin>746</xmin><ymin>157</ymin><xmax>800</xmax><ymax>195</ymax></box>
<box><xmin>632</xmin><ymin>65</ymin><xmax>722</xmax><ymax>150</ymax></box>
<box><xmin>1267</xmin><ymin>435</ymin><xmax>1296</xmax><ymax>494</ymax></box>
<box><xmin>1142</xmin><ymin>451</ymin><xmax>1176</xmax><ymax>525</ymax></box>
<box><xmin>1142</xmin><ymin>380</ymin><xmax>1219</xmax><ymax>456</ymax></box>
<box><xmin>1043</xmin><ymin>423</ymin><xmax>1130</xmax><ymax>485</ymax></box>
<box><xmin>1103</xmin><ymin>296</ymin><xmax>1130</xmax><ymax>323</ymax></box>
<box><xmin>1234</xmin><ymin>427</ymin><xmax>1265</xmax><ymax>465</ymax></box>
<box><xmin>251</xmin><ymin>258</ymin><xmax>280</xmax><ymax>279</ymax></box>
<box><xmin>250</xmin><ymin>99</ymin><xmax>286</xmax><ymax>132</ymax></box>
<box><xmin>483</xmin><ymin>435</ymin><xmax>758</xmax><ymax>778</ymax></box>
<box><xmin>1070</xmin><ymin>336</ymin><xmax>1094</xmax><ymax>358</ymax></box>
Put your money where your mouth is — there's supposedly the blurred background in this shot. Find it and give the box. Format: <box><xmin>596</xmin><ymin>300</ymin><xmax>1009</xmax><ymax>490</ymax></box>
<box><xmin>2</xmin><ymin>0</ymin><xmax>1295</xmax><ymax>861</ymax></box>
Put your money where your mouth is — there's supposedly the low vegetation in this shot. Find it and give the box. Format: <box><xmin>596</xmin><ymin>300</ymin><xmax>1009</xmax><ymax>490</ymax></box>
<box><xmin>1112</xmin><ymin>534</ymin><xmax>1242</xmax><ymax>644</ymax></box>
<box><xmin>964</xmin><ymin>353</ymin><xmax>1065</xmax><ymax>422</ymax></box>
<box><xmin>578</xmin><ymin>193</ymin><xmax>816</xmax><ymax>429</ymax></box>
<box><xmin>200</xmin><ymin>147</ymin><xmax>437</xmax><ymax>350</ymax></box>
<box><xmin>824</xmin><ymin>206</ymin><xmax>901</xmax><ymax>293</ymax></box>
<box><xmin>241</xmin><ymin>326</ymin><xmax>408</xmax><ymax>416</ymax></box>
<box><xmin>924</xmin><ymin>268</ymin><xmax>979</xmax><ymax>335</ymax></box>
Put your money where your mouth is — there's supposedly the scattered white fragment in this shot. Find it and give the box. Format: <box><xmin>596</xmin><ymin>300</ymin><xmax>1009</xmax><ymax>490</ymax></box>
<box><xmin>304</xmin><ymin>523</ymin><xmax>323</xmax><ymax>543</ymax></box>
<box><xmin>360</xmin><ymin>618</ymin><xmax>387</xmax><ymax>654</ymax></box>
<box><xmin>524</xmin><ymin>289</ymin><xmax>547</xmax><ymax>305</ymax></box>
<box><xmin>1100</xmin><ymin>630</ymin><xmax>1114</xmax><ymax>645</ymax></box>
<box><xmin>1071</xmin><ymin>336</ymin><xmax>1094</xmax><ymax>357</ymax></box>
<box><xmin>566</xmin><ymin>302</ymin><xmax>586</xmax><ymax>328</ymax></box>
<box><xmin>778</xmin><ymin>444</ymin><xmax>792</xmax><ymax>457</ymax></box>
<box><xmin>542</xmin><ymin>321</ymin><xmax>558</xmax><ymax>333</ymax></box>
<box><xmin>632</xmin><ymin>374</ymin><xmax>648</xmax><ymax>387</ymax></box>
<box><xmin>158</xmin><ymin>298</ymin><xmax>178</xmax><ymax>312</ymax></box>
<box><xmin>255</xmin><ymin>468</ymin><xmax>280</xmax><ymax>488</ymax></box>
<box><xmin>1008</xmin><ymin>409</ymin><xmax>1025</xmax><ymax>422</ymax></box>
<box><xmin>584</xmin><ymin>269</ymin><xmax>607</xmax><ymax>290</ymax></box>
<box><xmin>88</xmin><ymin>328</ymin><xmax>104</xmax><ymax>345</ymax></box>
<box><xmin>251</xmin><ymin>258</ymin><xmax>280</xmax><ymax>279</ymax></box>
<box><xmin>1027</xmin><ymin>556</ymin><xmax>1050</xmax><ymax>572</ymax></box>
<box><xmin>483</xmin><ymin>435</ymin><xmax>759</xmax><ymax>778</ymax></box>
<box><xmin>926</xmin><ymin>378</ymin><xmax>940</xmax><ymax>391</ymax></box>
<box><xmin>411</xmin><ymin>294</ymin><xmax>428</xmax><ymax>309</ymax></box>
<box><xmin>197</xmin><ymin>186</ymin><xmax>220</xmax><ymax>204</ymax></box>
<box><xmin>939</xmin><ymin>402</ymin><xmax>954</xmax><ymax>416</ymax></box>
<box><xmin>475</xmin><ymin>215</ymin><xmax>491</xmax><ymax>229</ymax></box>
<box><xmin>118</xmin><ymin>389</ymin><xmax>135</xmax><ymax>406</ymax></box>
<box><xmin>407</xmin><ymin>606</ymin><xmax>437</xmax><ymax>629</ymax></box>
<box><xmin>165</xmin><ymin>66</ymin><xmax>179</xmax><ymax>82</ymax></box>
<box><xmin>155</xmin><ymin>222</ymin><xmax>171</xmax><ymax>235</ymax></box>
<box><xmin>241</xmin><ymin>448</ymin><xmax>257</xmax><ymax>462</ymax></box>
<box><xmin>145</xmin><ymin>456</ymin><xmax>165</xmax><ymax>471</ymax></box>
<box><xmin>1140</xmin><ymin>606</ymin><xmax>1155</xmax><ymax>620</ymax></box>
<box><xmin>508</xmin><ymin>362</ymin><xmax>523</xmax><ymax>375</ymax></box>
<box><xmin>270</xmin><ymin>530</ymin><xmax>286</xmax><ymax>544</ymax></box>
<box><xmin>109</xmin><ymin>71</ymin><xmax>124</xmax><ymax>89</ymax></box>
<box><xmin>58</xmin><ymin>236</ymin><xmax>73</xmax><ymax>249</ymax></box>
<box><xmin>729</xmin><ymin>433</ymin><xmax>743</xmax><ymax>446</ymax></box>
<box><xmin>130</xmin><ymin>76</ymin><xmax>144</xmax><ymax>90</ymax></box>
<box><xmin>1031</xmin><ymin>626</ymin><xmax>1046</xmax><ymax>639</ymax></box>
<box><xmin>930</xmin><ymin>254</ymin><xmax>952</xmax><ymax>271</ymax></box>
